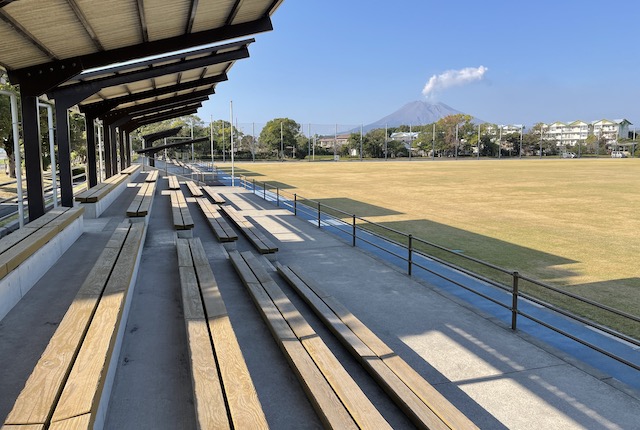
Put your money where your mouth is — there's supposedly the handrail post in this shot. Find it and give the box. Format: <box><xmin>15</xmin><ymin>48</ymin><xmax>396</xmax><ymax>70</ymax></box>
<box><xmin>512</xmin><ymin>271</ymin><xmax>519</xmax><ymax>330</ymax></box>
<box><xmin>294</xmin><ymin>193</ymin><xmax>297</xmax><ymax>215</ymax></box>
<box><xmin>408</xmin><ymin>234</ymin><xmax>413</xmax><ymax>275</ymax></box>
<box><xmin>352</xmin><ymin>214</ymin><xmax>356</xmax><ymax>246</ymax></box>
<box><xmin>277</xmin><ymin>187</ymin><xmax>280</xmax><ymax>206</ymax></box>
<box><xmin>253</xmin><ymin>178</ymin><xmax>256</xmax><ymax>193</ymax></box>
<box><xmin>317</xmin><ymin>202</ymin><xmax>321</xmax><ymax>228</ymax></box>
<box><xmin>263</xmin><ymin>182</ymin><xmax>266</xmax><ymax>200</ymax></box>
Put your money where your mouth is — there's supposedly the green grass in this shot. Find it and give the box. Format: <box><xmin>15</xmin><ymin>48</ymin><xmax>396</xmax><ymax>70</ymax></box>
<box><xmin>224</xmin><ymin>159</ymin><xmax>640</xmax><ymax>339</ymax></box>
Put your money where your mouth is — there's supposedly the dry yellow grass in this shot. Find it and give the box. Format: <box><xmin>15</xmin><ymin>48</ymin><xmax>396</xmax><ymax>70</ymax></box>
<box><xmin>223</xmin><ymin>158</ymin><xmax>640</xmax><ymax>337</ymax></box>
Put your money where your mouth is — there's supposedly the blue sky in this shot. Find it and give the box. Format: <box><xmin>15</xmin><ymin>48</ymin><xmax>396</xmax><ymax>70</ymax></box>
<box><xmin>201</xmin><ymin>0</ymin><xmax>639</xmax><ymax>128</ymax></box>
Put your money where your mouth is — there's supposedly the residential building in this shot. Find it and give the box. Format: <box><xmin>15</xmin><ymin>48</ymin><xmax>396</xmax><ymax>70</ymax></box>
<box><xmin>318</xmin><ymin>133</ymin><xmax>349</xmax><ymax>150</ymax></box>
<box><xmin>540</xmin><ymin>119</ymin><xmax>631</xmax><ymax>147</ymax></box>
<box><xmin>592</xmin><ymin>119</ymin><xmax>632</xmax><ymax>144</ymax></box>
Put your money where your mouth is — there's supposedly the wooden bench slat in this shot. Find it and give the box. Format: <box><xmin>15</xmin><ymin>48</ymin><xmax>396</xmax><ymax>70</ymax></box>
<box><xmin>195</xmin><ymin>198</ymin><xmax>237</xmax><ymax>242</ymax></box>
<box><xmin>3</xmin><ymin>299</ymin><xmax>98</xmax><ymax>426</ymax></box>
<box><xmin>186</xmin><ymin>180</ymin><xmax>203</xmax><ymax>197</ymax></box>
<box><xmin>168</xmin><ymin>175</ymin><xmax>180</xmax><ymax>190</ymax></box>
<box><xmin>209</xmin><ymin>316</ymin><xmax>268</xmax><ymax>429</ymax></box>
<box><xmin>202</xmin><ymin>186</ymin><xmax>226</xmax><ymax>204</ymax></box>
<box><xmin>180</xmin><ymin>266</ymin><xmax>205</xmax><ymax>319</ymax></box>
<box><xmin>145</xmin><ymin>170</ymin><xmax>158</xmax><ymax>183</ymax></box>
<box><xmin>48</xmin><ymin>413</ymin><xmax>91</xmax><ymax>430</ymax></box>
<box><xmin>185</xmin><ymin>319</ymin><xmax>231</xmax><ymax>430</ymax></box>
<box><xmin>176</xmin><ymin>238</ymin><xmax>194</xmax><ymax>267</ymax></box>
<box><xmin>221</xmin><ymin>207</ymin><xmax>276</xmax><ymax>254</ymax></box>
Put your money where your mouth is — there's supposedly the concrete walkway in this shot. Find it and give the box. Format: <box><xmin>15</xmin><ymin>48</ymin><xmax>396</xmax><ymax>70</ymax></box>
<box><xmin>1</xmin><ymin>166</ymin><xmax>639</xmax><ymax>429</ymax></box>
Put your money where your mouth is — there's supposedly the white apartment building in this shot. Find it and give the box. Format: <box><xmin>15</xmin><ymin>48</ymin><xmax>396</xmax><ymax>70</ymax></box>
<box><xmin>592</xmin><ymin>119</ymin><xmax>631</xmax><ymax>144</ymax></box>
<box><xmin>541</xmin><ymin>119</ymin><xmax>632</xmax><ymax>147</ymax></box>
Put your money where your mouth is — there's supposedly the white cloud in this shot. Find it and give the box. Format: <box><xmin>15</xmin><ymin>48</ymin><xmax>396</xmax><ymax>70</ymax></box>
<box><xmin>422</xmin><ymin>66</ymin><xmax>488</xmax><ymax>98</ymax></box>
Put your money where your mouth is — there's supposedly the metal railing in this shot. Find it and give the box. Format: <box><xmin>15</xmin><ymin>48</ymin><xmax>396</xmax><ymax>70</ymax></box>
<box><xmin>235</xmin><ymin>174</ymin><xmax>640</xmax><ymax>373</ymax></box>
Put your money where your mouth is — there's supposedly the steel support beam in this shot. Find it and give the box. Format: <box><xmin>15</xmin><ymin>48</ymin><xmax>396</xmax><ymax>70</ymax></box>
<box><xmin>20</xmin><ymin>94</ymin><xmax>45</xmax><ymax>220</ymax></box>
<box><xmin>54</xmin><ymin>101</ymin><xmax>74</xmax><ymax>207</ymax></box>
<box><xmin>85</xmin><ymin>113</ymin><xmax>98</xmax><ymax>187</ymax></box>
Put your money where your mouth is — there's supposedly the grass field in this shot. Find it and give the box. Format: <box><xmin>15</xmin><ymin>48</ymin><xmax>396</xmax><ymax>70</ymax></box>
<box><xmin>222</xmin><ymin>158</ymin><xmax>640</xmax><ymax>338</ymax></box>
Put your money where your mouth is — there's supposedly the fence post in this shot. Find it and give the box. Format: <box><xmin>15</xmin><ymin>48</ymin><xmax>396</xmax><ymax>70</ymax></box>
<box><xmin>294</xmin><ymin>193</ymin><xmax>297</xmax><ymax>216</ymax></box>
<box><xmin>317</xmin><ymin>202</ymin><xmax>321</xmax><ymax>228</ymax></box>
<box><xmin>277</xmin><ymin>187</ymin><xmax>280</xmax><ymax>206</ymax></box>
<box><xmin>511</xmin><ymin>271</ymin><xmax>519</xmax><ymax>330</ymax></box>
<box><xmin>352</xmin><ymin>215</ymin><xmax>356</xmax><ymax>246</ymax></box>
<box><xmin>408</xmin><ymin>234</ymin><xmax>413</xmax><ymax>276</ymax></box>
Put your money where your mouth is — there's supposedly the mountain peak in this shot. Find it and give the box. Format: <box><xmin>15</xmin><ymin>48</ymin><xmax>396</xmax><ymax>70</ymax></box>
<box><xmin>362</xmin><ymin>100</ymin><xmax>477</xmax><ymax>132</ymax></box>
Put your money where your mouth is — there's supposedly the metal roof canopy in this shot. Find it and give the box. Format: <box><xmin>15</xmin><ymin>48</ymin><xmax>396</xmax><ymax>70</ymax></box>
<box><xmin>141</xmin><ymin>126</ymin><xmax>183</xmax><ymax>143</ymax></box>
<box><xmin>137</xmin><ymin>136</ymin><xmax>209</xmax><ymax>155</ymax></box>
<box><xmin>0</xmin><ymin>1</ymin><xmax>281</xmax><ymax>95</ymax></box>
<box><xmin>0</xmin><ymin>0</ymin><xmax>283</xmax><ymax>221</ymax></box>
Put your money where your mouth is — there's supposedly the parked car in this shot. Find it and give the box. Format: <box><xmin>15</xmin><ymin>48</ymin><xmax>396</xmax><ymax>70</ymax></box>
<box><xmin>611</xmin><ymin>151</ymin><xmax>627</xmax><ymax>158</ymax></box>
<box><xmin>561</xmin><ymin>152</ymin><xmax>577</xmax><ymax>158</ymax></box>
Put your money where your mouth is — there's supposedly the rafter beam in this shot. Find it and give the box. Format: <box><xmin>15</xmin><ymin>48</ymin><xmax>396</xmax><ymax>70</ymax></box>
<box><xmin>136</xmin><ymin>0</ymin><xmax>149</xmax><ymax>42</ymax></box>
<box><xmin>65</xmin><ymin>0</ymin><xmax>104</xmax><ymax>51</ymax></box>
<box><xmin>185</xmin><ymin>0</ymin><xmax>199</xmax><ymax>33</ymax></box>
<box><xmin>0</xmin><ymin>9</ymin><xmax>57</xmax><ymax>61</ymax></box>
<box><xmin>225</xmin><ymin>0</ymin><xmax>244</xmax><ymax>26</ymax></box>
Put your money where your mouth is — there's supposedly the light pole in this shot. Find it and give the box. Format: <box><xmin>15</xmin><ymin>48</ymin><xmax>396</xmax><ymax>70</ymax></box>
<box><xmin>280</xmin><ymin>121</ymin><xmax>284</xmax><ymax>161</ymax></box>
<box><xmin>477</xmin><ymin>123</ymin><xmax>480</xmax><ymax>159</ymax></box>
<box><xmin>519</xmin><ymin>125</ymin><xmax>523</xmax><ymax>159</ymax></box>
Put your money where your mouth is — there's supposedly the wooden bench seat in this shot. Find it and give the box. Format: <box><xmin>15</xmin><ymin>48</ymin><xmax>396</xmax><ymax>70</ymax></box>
<box><xmin>145</xmin><ymin>170</ymin><xmax>159</xmax><ymax>183</ymax></box>
<box><xmin>276</xmin><ymin>264</ymin><xmax>479</xmax><ymax>430</ymax></box>
<box><xmin>202</xmin><ymin>186</ymin><xmax>226</xmax><ymax>204</ymax></box>
<box><xmin>121</xmin><ymin>164</ymin><xmax>141</xmax><ymax>175</ymax></box>
<box><xmin>170</xmin><ymin>189</ymin><xmax>194</xmax><ymax>230</ymax></box>
<box><xmin>177</xmin><ymin>238</ymin><xmax>267</xmax><ymax>429</ymax></box>
<box><xmin>229</xmin><ymin>251</ymin><xmax>391</xmax><ymax>430</ymax></box>
<box><xmin>220</xmin><ymin>206</ymin><xmax>277</xmax><ymax>254</ymax></box>
<box><xmin>168</xmin><ymin>175</ymin><xmax>181</xmax><ymax>190</ymax></box>
<box><xmin>75</xmin><ymin>173</ymin><xmax>128</xmax><ymax>203</ymax></box>
<box><xmin>195</xmin><ymin>198</ymin><xmax>237</xmax><ymax>242</ymax></box>
<box><xmin>0</xmin><ymin>207</ymin><xmax>84</xmax><ymax>280</ymax></box>
<box><xmin>3</xmin><ymin>221</ymin><xmax>145</xmax><ymax>430</ymax></box>
<box><xmin>185</xmin><ymin>180</ymin><xmax>204</xmax><ymax>197</ymax></box>
<box><xmin>126</xmin><ymin>182</ymin><xmax>156</xmax><ymax>217</ymax></box>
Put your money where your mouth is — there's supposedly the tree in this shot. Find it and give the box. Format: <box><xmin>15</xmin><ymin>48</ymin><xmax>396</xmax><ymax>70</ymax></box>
<box><xmin>0</xmin><ymin>81</ymin><xmax>17</xmax><ymax>177</ymax></box>
<box><xmin>258</xmin><ymin>118</ymin><xmax>301</xmax><ymax>159</ymax></box>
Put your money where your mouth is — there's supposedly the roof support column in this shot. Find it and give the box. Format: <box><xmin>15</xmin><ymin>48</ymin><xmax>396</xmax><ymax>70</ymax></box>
<box><xmin>54</xmin><ymin>102</ymin><xmax>74</xmax><ymax>207</ymax></box>
<box><xmin>119</xmin><ymin>127</ymin><xmax>126</xmax><ymax>170</ymax></box>
<box><xmin>110</xmin><ymin>125</ymin><xmax>118</xmax><ymax>175</ymax></box>
<box><xmin>125</xmin><ymin>130</ymin><xmax>132</xmax><ymax>167</ymax></box>
<box><xmin>20</xmin><ymin>94</ymin><xmax>45</xmax><ymax>220</ymax></box>
<box><xmin>85</xmin><ymin>114</ymin><xmax>98</xmax><ymax>187</ymax></box>
<box><xmin>103</xmin><ymin>121</ymin><xmax>113</xmax><ymax>178</ymax></box>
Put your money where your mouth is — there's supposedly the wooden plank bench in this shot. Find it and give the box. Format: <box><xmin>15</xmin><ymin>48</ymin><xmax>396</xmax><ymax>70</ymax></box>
<box><xmin>220</xmin><ymin>206</ymin><xmax>277</xmax><ymax>254</ymax></box>
<box><xmin>195</xmin><ymin>197</ymin><xmax>237</xmax><ymax>243</ymax></box>
<box><xmin>177</xmin><ymin>238</ymin><xmax>267</xmax><ymax>429</ymax></box>
<box><xmin>170</xmin><ymin>189</ymin><xmax>194</xmax><ymax>231</ymax></box>
<box><xmin>202</xmin><ymin>186</ymin><xmax>226</xmax><ymax>204</ymax></box>
<box><xmin>229</xmin><ymin>250</ymin><xmax>391</xmax><ymax>430</ymax></box>
<box><xmin>168</xmin><ymin>175</ymin><xmax>181</xmax><ymax>190</ymax></box>
<box><xmin>121</xmin><ymin>164</ymin><xmax>141</xmax><ymax>175</ymax></box>
<box><xmin>3</xmin><ymin>221</ymin><xmax>145</xmax><ymax>430</ymax></box>
<box><xmin>0</xmin><ymin>207</ymin><xmax>85</xmax><ymax>321</ymax></box>
<box><xmin>75</xmin><ymin>173</ymin><xmax>133</xmax><ymax>218</ymax></box>
<box><xmin>276</xmin><ymin>264</ymin><xmax>479</xmax><ymax>430</ymax></box>
<box><xmin>145</xmin><ymin>170</ymin><xmax>159</xmax><ymax>183</ymax></box>
<box><xmin>185</xmin><ymin>180</ymin><xmax>204</xmax><ymax>197</ymax></box>
<box><xmin>126</xmin><ymin>181</ymin><xmax>157</xmax><ymax>218</ymax></box>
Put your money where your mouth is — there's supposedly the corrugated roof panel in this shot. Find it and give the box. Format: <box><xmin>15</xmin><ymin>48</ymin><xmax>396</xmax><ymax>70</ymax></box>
<box><xmin>231</xmin><ymin>0</ymin><xmax>270</xmax><ymax>25</ymax></box>
<box><xmin>77</xmin><ymin>0</ymin><xmax>141</xmax><ymax>50</ymax></box>
<box><xmin>99</xmin><ymin>85</ymin><xmax>130</xmax><ymax>99</ymax></box>
<box><xmin>126</xmin><ymin>80</ymin><xmax>153</xmax><ymax>92</ymax></box>
<box><xmin>81</xmin><ymin>93</ymin><xmax>104</xmax><ymax>104</ymax></box>
<box><xmin>191</xmin><ymin>0</ymin><xmax>235</xmax><ymax>32</ymax></box>
<box><xmin>0</xmin><ymin>20</ymin><xmax>50</xmax><ymax>69</ymax></box>
<box><xmin>177</xmin><ymin>68</ymin><xmax>203</xmax><ymax>82</ymax></box>
<box><xmin>3</xmin><ymin>1</ymin><xmax>96</xmax><ymax>62</ymax></box>
<box><xmin>154</xmin><ymin>73</ymin><xmax>181</xmax><ymax>87</ymax></box>
<box><xmin>145</xmin><ymin>0</ymin><xmax>190</xmax><ymax>42</ymax></box>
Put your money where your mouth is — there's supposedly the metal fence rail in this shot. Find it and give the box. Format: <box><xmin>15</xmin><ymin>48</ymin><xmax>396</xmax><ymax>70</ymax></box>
<box><xmin>233</xmin><ymin>173</ymin><xmax>640</xmax><ymax>373</ymax></box>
